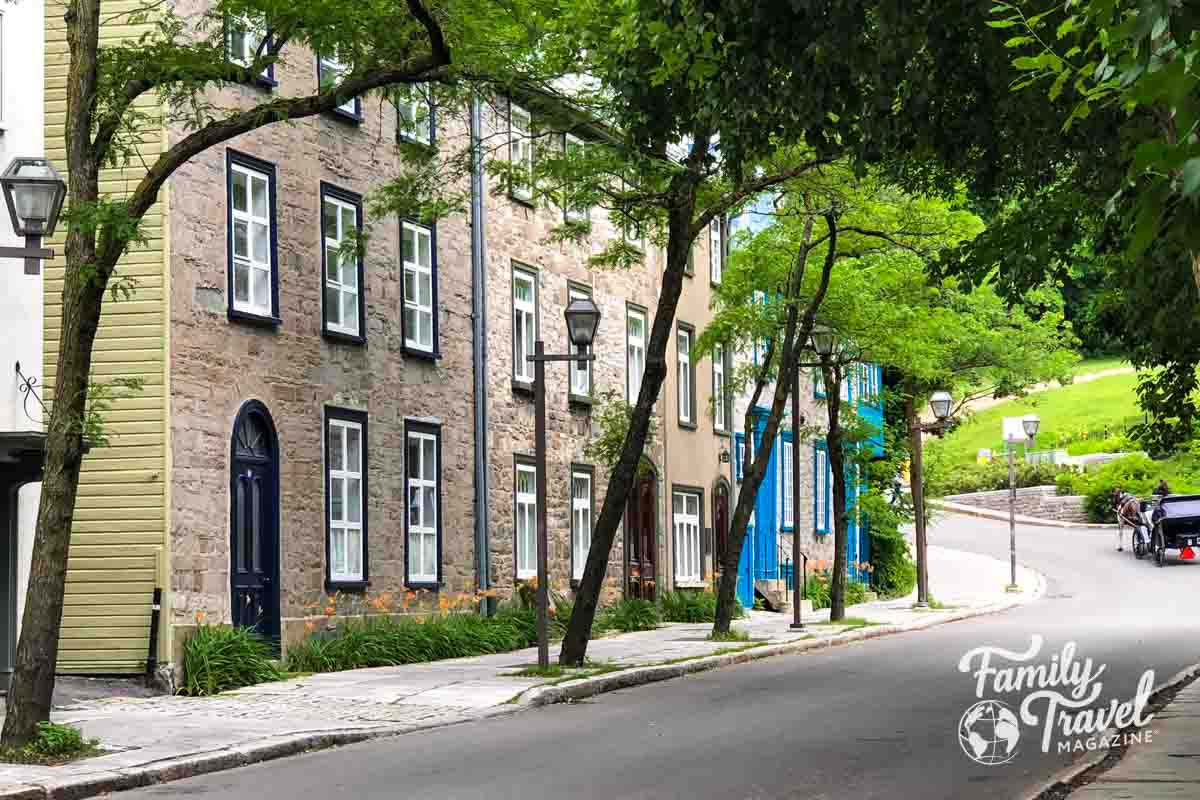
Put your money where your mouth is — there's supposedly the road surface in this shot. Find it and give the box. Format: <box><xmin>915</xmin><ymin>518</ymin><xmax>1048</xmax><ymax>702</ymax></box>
<box><xmin>121</xmin><ymin>515</ymin><xmax>1200</xmax><ymax>800</ymax></box>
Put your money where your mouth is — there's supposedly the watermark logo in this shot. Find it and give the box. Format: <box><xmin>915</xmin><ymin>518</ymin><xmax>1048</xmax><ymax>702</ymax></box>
<box><xmin>956</xmin><ymin>635</ymin><xmax>1156</xmax><ymax>763</ymax></box>
<box><xmin>958</xmin><ymin>699</ymin><xmax>1021</xmax><ymax>765</ymax></box>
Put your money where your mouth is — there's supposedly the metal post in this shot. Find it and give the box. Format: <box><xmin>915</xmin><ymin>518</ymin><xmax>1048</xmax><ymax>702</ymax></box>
<box><xmin>1008</xmin><ymin>443</ymin><xmax>1018</xmax><ymax>590</ymax></box>
<box><xmin>791</xmin><ymin>363</ymin><xmax>804</xmax><ymax>630</ymax></box>
<box><xmin>534</xmin><ymin>340</ymin><xmax>550</xmax><ymax>669</ymax></box>
<box><xmin>909</xmin><ymin>396</ymin><xmax>929</xmax><ymax>607</ymax></box>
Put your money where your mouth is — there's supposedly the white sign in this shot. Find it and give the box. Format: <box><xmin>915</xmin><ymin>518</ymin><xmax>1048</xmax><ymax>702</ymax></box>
<box><xmin>1002</xmin><ymin>417</ymin><xmax>1028</xmax><ymax>444</ymax></box>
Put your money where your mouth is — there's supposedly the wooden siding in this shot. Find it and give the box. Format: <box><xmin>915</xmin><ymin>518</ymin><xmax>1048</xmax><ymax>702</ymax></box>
<box><xmin>43</xmin><ymin>0</ymin><xmax>168</xmax><ymax>673</ymax></box>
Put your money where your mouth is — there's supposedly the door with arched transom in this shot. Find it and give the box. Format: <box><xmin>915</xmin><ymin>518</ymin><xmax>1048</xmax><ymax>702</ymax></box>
<box><xmin>229</xmin><ymin>401</ymin><xmax>280</xmax><ymax>643</ymax></box>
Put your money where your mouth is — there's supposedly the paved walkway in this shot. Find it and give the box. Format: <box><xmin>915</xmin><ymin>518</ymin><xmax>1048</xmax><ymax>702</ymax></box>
<box><xmin>0</xmin><ymin>543</ymin><xmax>1041</xmax><ymax>799</ymax></box>
<box><xmin>1071</xmin><ymin>675</ymin><xmax>1200</xmax><ymax>799</ymax></box>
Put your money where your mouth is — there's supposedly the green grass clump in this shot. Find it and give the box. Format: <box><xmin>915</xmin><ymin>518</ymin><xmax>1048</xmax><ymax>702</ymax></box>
<box><xmin>180</xmin><ymin>625</ymin><xmax>281</xmax><ymax>696</ymax></box>
<box><xmin>604</xmin><ymin>598</ymin><xmax>661</xmax><ymax>632</ymax></box>
<box><xmin>0</xmin><ymin>722</ymin><xmax>102</xmax><ymax>764</ymax></box>
<box><xmin>706</xmin><ymin>629</ymin><xmax>752</xmax><ymax>642</ymax></box>
<box><xmin>657</xmin><ymin>590</ymin><xmax>735</xmax><ymax>623</ymax></box>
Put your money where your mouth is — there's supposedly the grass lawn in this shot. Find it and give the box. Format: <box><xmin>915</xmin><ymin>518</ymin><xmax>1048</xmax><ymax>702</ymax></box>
<box><xmin>1071</xmin><ymin>356</ymin><xmax>1130</xmax><ymax>377</ymax></box>
<box><xmin>930</xmin><ymin>371</ymin><xmax>1141</xmax><ymax>466</ymax></box>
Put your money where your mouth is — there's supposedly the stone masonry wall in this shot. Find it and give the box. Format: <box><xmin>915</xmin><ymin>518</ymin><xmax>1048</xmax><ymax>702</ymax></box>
<box><xmin>166</xmin><ymin>17</ymin><xmax>476</xmax><ymax>652</ymax></box>
<box><xmin>944</xmin><ymin>486</ymin><xmax>1090</xmax><ymax>524</ymax></box>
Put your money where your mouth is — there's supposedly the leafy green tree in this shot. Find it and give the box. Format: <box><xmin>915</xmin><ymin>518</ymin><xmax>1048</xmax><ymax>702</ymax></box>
<box><xmin>8</xmin><ymin>0</ymin><xmax>550</xmax><ymax>747</ymax></box>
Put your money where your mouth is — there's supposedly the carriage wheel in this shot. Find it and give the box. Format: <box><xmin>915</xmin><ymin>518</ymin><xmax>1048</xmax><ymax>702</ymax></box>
<box><xmin>1155</xmin><ymin>531</ymin><xmax>1167</xmax><ymax>567</ymax></box>
<box><xmin>1134</xmin><ymin>530</ymin><xmax>1145</xmax><ymax>559</ymax></box>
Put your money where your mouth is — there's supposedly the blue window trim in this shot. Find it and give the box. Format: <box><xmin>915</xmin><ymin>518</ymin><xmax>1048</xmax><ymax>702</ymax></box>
<box><xmin>734</xmin><ymin>433</ymin><xmax>746</xmax><ymax>482</ymax></box>
<box><xmin>814</xmin><ymin>440</ymin><xmax>831</xmax><ymax>535</ymax></box>
<box><xmin>223</xmin><ymin>16</ymin><xmax>278</xmax><ymax>89</ymax></box>
<box><xmin>779</xmin><ymin>431</ymin><xmax>794</xmax><ymax>532</ymax></box>
<box><xmin>317</xmin><ymin>56</ymin><xmax>363</xmax><ymax>123</ymax></box>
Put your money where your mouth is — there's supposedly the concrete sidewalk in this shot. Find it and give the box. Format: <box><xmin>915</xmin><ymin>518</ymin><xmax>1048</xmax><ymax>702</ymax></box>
<box><xmin>1070</xmin><ymin>675</ymin><xmax>1200</xmax><ymax>799</ymax></box>
<box><xmin>0</xmin><ymin>544</ymin><xmax>1042</xmax><ymax>799</ymax></box>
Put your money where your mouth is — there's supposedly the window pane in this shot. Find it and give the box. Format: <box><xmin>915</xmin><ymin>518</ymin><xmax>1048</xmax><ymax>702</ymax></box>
<box><xmin>325</xmin><ymin>246</ymin><xmax>341</xmax><ymax>283</ymax></box>
<box><xmin>419</xmin><ymin>272</ymin><xmax>432</xmax><ymax>305</ymax></box>
<box><xmin>408</xmin><ymin>486</ymin><xmax>421</xmax><ymax>527</ymax></box>
<box><xmin>232</xmin><ymin>171</ymin><xmax>248</xmax><ymax>212</ymax></box>
<box><xmin>324</xmin><ymin>286</ymin><xmax>341</xmax><ymax>326</ymax></box>
<box><xmin>251</xmin><ymin>176</ymin><xmax>267</xmax><ymax>218</ymax></box>
<box><xmin>404</xmin><ymin>306</ymin><xmax>418</xmax><ymax>342</ymax></box>
<box><xmin>418</xmin><ymin>232</ymin><xmax>432</xmax><ymax>268</ymax></box>
<box><xmin>346</xmin><ymin>427</ymin><xmax>361</xmax><ymax>471</ymax></box>
<box><xmin>514</xmin><ymin>276</ymin><xmax>532</xmax><ymax>304</ymax></box>
<box><xmin>418</xmin><ymin>312</ymin><xmax>432</xmax><ymax>347</ymax></box>
<box><xmin>402</xmin><ymin>226</ymin><xmax>415</xmax><ymax>263</ymax></box>
<box><xmin>423</xmin><ymin>439</ymin><xmax>436</xmax><ymax>479</ymax></box>
<box><xmin>422</xmin><ymin>486</ymin><xmax>436</xmax><ymax>522</ymax></box>
<box><xmin>408</xmin><ymin>533</ymin><xmax>420</xmax><ymax>575</ymax></box>
<box><xmin>328</xmin><ymin>426</ymin><xmax>343</xmax><ymax>470</ymax></box>
<box><xmin>347</xmin><ymin>530</ymin><xmax>362</xmax><ymax>577</ymax></box>
<box><xmin>404</xmin><ymin>268</ymin><xmax>417</xmax><ymax>303</ymax></box>
<box><xmin>341</xmin><ymin>206</ymin><xmax>355</xmax><ymax>236</ymax></box>
<box><xmin>230</xmin><ymin>29</ymin><xmax>247</xmax><ymax>62</ymax></box>
<box><xmin>234</xmin><ymin>263</ymin><xmax>250</xmax><ymax>303</ymax></box>
<box><xmin>347</xmin><ymin>478</ymin><xmax>361</xmax><ymax>522</ymax></box>
<box><xmin>331</xmin><ymin>477</ymin><xmax>345</xmax><ymax>521</ymax></box>
<box><xmin>331</xmin><ymin>528</ymin><xmax>345</xmax><ymax>575</ymax></box>
<box><xmin>422</xmin><ymin>535</ymin><xmax>436</xmax><ymax>577</ymax></box>
<box><xmin>252</xmin><ymin>267</ymin><xmax>269</xmax><ymax>308</ymax></box>
<box><xmin>252</xmin><ymin>222</ymin><xmax>268</xmax><ymax>263</ymax></box>
<box><xmin>323</xmin><ymin>199</ymin><xmax>337</xmax><ymax>237</ymax></box>
<box><xmin>233</xmin><ymin>219</ymin><xmax>248</xmax><ymax>258</ymax></box>
<box><xmin>342</xmin><ymin>291</ymin><xmax>358</xmax><ymax>329</ymax></box>
<box><xmin>407</xmin><ymin>437</ymin><xmax>420</xmax><ymax>477</ymax></box>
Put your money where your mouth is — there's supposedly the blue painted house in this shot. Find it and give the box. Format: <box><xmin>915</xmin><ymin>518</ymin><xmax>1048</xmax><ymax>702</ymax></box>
<box><xmin>731</xmin><ymin>363</ymin><xmax>885</xmax><ymax>608</ymax></box>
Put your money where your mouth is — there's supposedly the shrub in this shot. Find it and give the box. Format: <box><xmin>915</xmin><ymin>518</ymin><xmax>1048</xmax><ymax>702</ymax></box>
<box><xmin>656</xmin><ymin>589</ymin><xmax>743</xmax><ymax>622</ymax></box>
<box><xmin>859</xmin><ymin>489</ymin><xmax>917</xmax><ymax>600</ymax></box>
<box><xmin>844</xmin><ymin>580</ymin><xmax>867</xmax><ymax>606</ymax></box>
<box><xmin>925</xmin><ymin>458</ymin><xmax>1071</xmax><ymax>498</ymax></box>
<box><xmin>605</xmin><ymin>598</ymin><xmax>661</xmax><ymax>632</ymax></box>
<box><xmin>25</xmin><ymin>722</ymin><xmax>98</xmax><ymax>760</ymax></box>
<box><xmin>181</xmin><ymin>625</ymin><xmax>281</xmax><ymax>696</ymax></box>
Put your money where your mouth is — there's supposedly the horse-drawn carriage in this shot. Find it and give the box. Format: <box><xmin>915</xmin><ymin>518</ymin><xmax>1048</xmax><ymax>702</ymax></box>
<box><xmin>1118</xmin><ymin>491</ymin><xmax>1200</xmax><ymax>566</ymax></box>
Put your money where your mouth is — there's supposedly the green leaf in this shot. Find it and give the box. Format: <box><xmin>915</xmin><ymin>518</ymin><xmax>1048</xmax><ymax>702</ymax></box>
<box><xmin>987</xmin><ymin>19</ymin><xmax>1020</xmax><ymax>29</ymax></box>
<box><xmin>1183</xmin><ymin>158</ymin><xmax>1200</xmax><ymax>196</ymax></box>
<box><xmin>1005</xmin><ymin>36</ymin><xmax>1035</xmax><ymax>49</ymax></box>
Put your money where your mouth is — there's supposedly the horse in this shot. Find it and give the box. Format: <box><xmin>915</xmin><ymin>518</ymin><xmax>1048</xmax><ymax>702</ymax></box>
<box><xmin>1113</xmin><ymin>488</ymin><xmax>1142</xmax><ymax>552</ymax></box>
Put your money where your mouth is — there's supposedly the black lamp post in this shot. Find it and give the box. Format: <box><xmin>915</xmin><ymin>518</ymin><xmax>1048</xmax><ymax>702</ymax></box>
<box><xmin>909</xmin><ymin>389</ymin><xmax>954</xmax><ymax>607</ymax></box>
<box><xmin>529</xmin><ymin>295</ymin><xmax>601</xmax><ymax>668</ymax></box>
<box><xmin>1</xmin><ymin>157</ymin><xmax>67</xmax><ymax>275</ymax></box>
<box><xmin>1007</xmin><ymin>413</ymin><xmax>1040</xmax><ymax>591</ymax></box>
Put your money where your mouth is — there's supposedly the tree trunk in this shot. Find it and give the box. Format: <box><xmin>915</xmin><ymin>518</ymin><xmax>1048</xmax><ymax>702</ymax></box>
<box><xmin>824</xmin><ymin>362</ymin><xmax>848</xmax><ymax>622</ymax></box>
<box><xmin>559</xmin><ymin>166</ymin><xmax>704</xmax><ymax>665</ymax></box>
<box><xmin>3</xmin><ymin>0</ymin><xmax>105</xmax><ymax>747</ymax></box>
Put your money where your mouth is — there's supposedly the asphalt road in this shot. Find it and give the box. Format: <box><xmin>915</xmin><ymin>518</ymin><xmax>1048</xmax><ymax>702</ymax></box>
<box><xmin>123</xmin><ymin>515</ymin><xmax>1200</xmax><ymax>800</ymax></box>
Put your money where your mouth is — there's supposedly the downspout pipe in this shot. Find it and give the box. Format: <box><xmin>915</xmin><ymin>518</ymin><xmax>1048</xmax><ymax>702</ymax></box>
<box><xmin>470</xmin><ymin>97</ymin><xmax>493</xmax><ymax>615</ymax></box>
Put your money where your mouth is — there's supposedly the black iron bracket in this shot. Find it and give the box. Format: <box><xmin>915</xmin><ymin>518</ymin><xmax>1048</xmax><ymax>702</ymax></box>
<box><xmin>15</xmin><ymin>361</ymin><xmax>48</xmax><ymax>424</ymax></box>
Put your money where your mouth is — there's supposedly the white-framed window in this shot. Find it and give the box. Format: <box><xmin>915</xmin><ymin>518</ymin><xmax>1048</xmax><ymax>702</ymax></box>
<box><xmin>571</xmin><ymin>469</ymin><xmax>593</xmax><ymax>581</ymax></box>
<box><xmin>677</xmin><ymin>325</ymin><xmax>694</xmax><ymax>425</ymax></box>
<box><xmin>513</xmin><ymin>266</ymin><xmax>537</xmax><ymax>383</ymax></box>
<box><xmin>781</xmin><ymin>439</ymin><xmax>794</xmax><ymax>529</ymax></box>
<box><xmin>321</xmin><ymin>186</ymin><xmax>362</xmax><ymax>339</ymax></box>
<box><xmin>627</xmin><ymin>307</ymin><xmax>647</xmax><ymax>402</ymax></box>
<box><xmin>398</xmin><ymin>85</ymin><xmax>433</xmax><ymax>145</ymax></box>
<box><xmin>815</xmin><ymin>445</ymin><xmax>830</xmax><ymax>533</ymax></box>
<box><xmin>0</xmin><ymin>12</ymin><xmax>5</xmax><ymax>126</ymax></box>
<box><xmin>406</xmin><ymin>424</ymin><xmax>439</xmax><ymax>585</ymax></box>
<box><xmin>509</xmin><ymin>102</ymin><xmax>533</xmax><ymax>201</ymax></box>
<box><xmin>326</xmin><ymin>411</ymin><xmax>366</xmax><ymax>584</ymax></box>
<box><xmin>564</xmin><ymin>133</ymin><xmax>589</xmax><ymax>223</ymax></box>
<box><xmin>709</xmin><ymin>218</ymin><xmax>723</xmax><ymax>284</ymax></box>
<box><xmin>515</xmin><ymin>462</ymin><xmax>537</xmax><ymax>579</ymax></box>
<box><xmin>713</xmin><ymin>343</ymin><xmax>728</xmax><ymax>432</ymax></box>
<box><xmin>673</xmin><ymin>490</ymin><xmax>702</xmax><ymax>583</ymax></box>
<box><xmin>226</xmin><ymin>16</ymin><xmax>272</xmax><ymax>82</ymax></box>
<box><xmin>228</xmin><ymin>154</ymin><xmax>275</xmax><ymax>319</ymax></box>
<box><xmin>568</xmin><ymin>285</ymin><xmax>592</xmax><ymax>398</ymax></box>
<box><xmin>402</xmin><ymin>220</ymin><xmax>436</xmax><ymax>354</ymax></box>
<box><xmin>319</xmin><ymin>54</ymin><xmax>359</xmax><ymax>118</ymax></box>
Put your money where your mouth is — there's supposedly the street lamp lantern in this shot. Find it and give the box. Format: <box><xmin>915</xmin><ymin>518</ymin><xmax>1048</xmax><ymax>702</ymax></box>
<box><xmin>564</xmin><ymin>295</ymin><xmax>601</xmax><ymax>350</ymax></box>
<box><xmin>2</xmin><ymin>158</ymin><xmax>66</xmax><ymax>239</ymax></box>
<box><xmin>929</xmin><ymin>390</ymin><xmax>953</xmax><ymax>422</ymax></box>
<box><xmin>1022</xmin><ymin>414</ymin><xmax>1041</xmax><ymax>439</ymax></box>
<box><xmin>1</xmin><ymin>157</ymin><xmax>66</xmax><ymax>276</ymax></box>
<box><xmin>810</xmin><ymin>325</ymin><xmax>836</xmax><ymax>357</ymax></box>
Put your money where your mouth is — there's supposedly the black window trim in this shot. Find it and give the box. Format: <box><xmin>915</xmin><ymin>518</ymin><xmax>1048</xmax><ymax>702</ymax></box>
<box><xmin>677</xmin><ymin>320</ymin><xmax>698</xmax><ymax>430</ymax></box>
<box><xmin>226</xmin><ymin>149</ymin><xmax>281</xmax><ymax>327</ymax></box>
<box><xmin>513</xmin><ymin>453</ymin><xmax>538</xmax><ymax>581</ymax></box>
<box><xmin>404</xmin><ymin>419</ymin><xmax>443</xmax><ymax>590</ymax></box>
<box><xmin>397</xmin><ymin>84</ymin><xmax>437</xmax><ymax>149</ymax></box>
<box><xmin>222</xmin><ymin>14</ymin><xmax>278</xmax><ymax>90</ymax></box>
<box><xmin>320</xmin><ymin>182</ymin><xmax>367</xmax><ymax>345</ymax></box>
<box><xmin>512</xmin><ymin>261</ymin><xmax>539</xmax><ymax>395</ymax></box>
<box><xmin>400</xmin><ymin>218</ymin><xmax>440</xmax><ymax>360</ymax></box>
<box><xmin>566</xmin><ymin>281</ymin><xmax>594</xmax><ymax>408</ymax></box>
<box><xmin>569</xmin><ymin>462</ymin><xmax>596</xmax><ymax>588</ymax></box>
<box><xmin>316</xmin><ymin>54</ymin><xmax>363</xmax><ymax>124</ymax></box>
<box><xmin>324</xmin><ymin>405</ymin><xmax>370</xmax><ymax>592</ymax></box>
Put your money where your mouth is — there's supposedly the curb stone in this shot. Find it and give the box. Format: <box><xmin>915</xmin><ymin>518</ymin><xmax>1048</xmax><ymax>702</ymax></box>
<box><xmin>0</xmin><ymin>569</ymin><xmax>1045</xmax><ymax>800</ymax></box>
<box><xmin>933</xmin><ymin>500</ymin><xmax>1113</xmax><ymax>530</ymax></box>
<box><xmin>1023</xmin><ymin>661</ymin><xmax>1200</xmax><ymax>800</ymax></box>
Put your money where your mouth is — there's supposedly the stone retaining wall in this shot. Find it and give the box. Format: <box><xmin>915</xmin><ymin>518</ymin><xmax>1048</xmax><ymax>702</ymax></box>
<box><xmin>943</xmin><ymin>486</ymin><xmax>1090</xmax><ymax>524</ymax></box>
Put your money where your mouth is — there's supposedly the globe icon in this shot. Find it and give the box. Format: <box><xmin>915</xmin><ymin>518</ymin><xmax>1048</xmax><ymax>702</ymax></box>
<box><xmin>958</xmin><ymin>700</ymin><xmax>1021</xmax><ymax>766</ymax></box>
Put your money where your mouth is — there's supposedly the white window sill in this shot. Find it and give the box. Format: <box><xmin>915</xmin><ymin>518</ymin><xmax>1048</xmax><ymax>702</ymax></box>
<box><xmin>675</xmin><ymin>580</ymin><xmax>707</xmax><ymax>589</ymax></box>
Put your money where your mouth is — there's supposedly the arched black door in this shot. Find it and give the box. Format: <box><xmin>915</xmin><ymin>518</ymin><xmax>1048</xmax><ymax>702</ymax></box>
<box><xmin>230</xmin><ymin>401</ymin><xmax>280</xmax><ymax>643</ymax></box>
<box><xmin>625</xmin><ymin>461</ymin><xmax>657</xmax><ymax>600</ymax></box>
